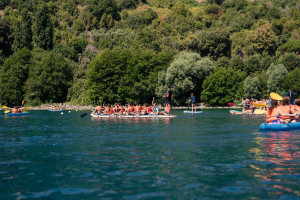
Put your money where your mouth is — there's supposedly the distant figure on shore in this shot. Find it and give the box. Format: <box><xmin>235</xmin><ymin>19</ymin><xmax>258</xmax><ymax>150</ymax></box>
<box><xmin>286</xmin><ymin>89</ymin><xmax>295</xmax><ymax>105</ymax></box>
<box><xmin>189</xmin><ymin>93</ymin><xmax>196</xmax><ymax>112</ymax></box>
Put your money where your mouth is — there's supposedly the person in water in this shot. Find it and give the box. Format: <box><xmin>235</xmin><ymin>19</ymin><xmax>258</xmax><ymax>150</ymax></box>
<box><xmin>164</xmin><ymin>86</ymin><xmax>173</xmax><ymax>115</ymax></box>
<box><xmin>286</xmin><ymin>89</ymin><xmax>295</xmax><ymax>105</ymax></box>
<box><xmin>277</xmin><ymin>96</ymin><xmax>297</xmax><ymax>123</ymax></box>
<box><xmin>291</xmin><ymin>99</ymin><xmax>300</xmax><ymax>122</ymax></box>
<box><xmin>189</xmin><ymin>93</ymin><xmax>196</xmax><ymax>112</ymax></box>
<box><xmin>266</xmin><ymin>99</ymin><xmax>279</xmax><ymax>124</ymax></box>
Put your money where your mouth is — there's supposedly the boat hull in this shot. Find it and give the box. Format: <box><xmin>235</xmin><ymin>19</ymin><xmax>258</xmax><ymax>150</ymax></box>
<box><xmin>260</xmin><ymin>122</ymin><xmax>300</xmax><ymax>131</ymax></box>
<box><xmin>49</xmin><ymin>109</ymin><xmax>63</xmax><ymax>111</ymax></box>
<box><xmin>8</xmin><ymin>112</ymin><xmax>29</xmax><ymax>116</ymax></box>
<box><xmin>91</xmin><ymin>113</ymin><xmax>176</xmax><ymax>118</ymax></box>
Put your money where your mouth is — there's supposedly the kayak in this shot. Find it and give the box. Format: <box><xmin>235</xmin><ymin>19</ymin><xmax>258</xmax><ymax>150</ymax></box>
<box><xmin>230</xmin><ymin>110</ymin><xmax>266</xmax><ymax>115</ymax></box>
<box><xmin>49</xmin><ymin>109</ymin><xmax>63</xmax><ymax>111</ymax></box>
<box><xmin>183</xmin><ymin>111</ymin><xmax>203</xmax><ymax>114</ymax></box>
<box><xmin>91</xmin><ymin>113</ymin><xmax>176</xmax><ymax>118</ymax></box>
<box><xmin>228</xmin><ymin>103</ymin><xmax>234</xmax><ymax>106</ymax></box>
<box><xmin>260</xmin><ymin>122</ymin><xmax>300</xmax><ymax>131</ymax></box>
<box><xmin>8</xmin><ymin>112</ymin><xmax>29</xmax><ymax>116</ymax></box>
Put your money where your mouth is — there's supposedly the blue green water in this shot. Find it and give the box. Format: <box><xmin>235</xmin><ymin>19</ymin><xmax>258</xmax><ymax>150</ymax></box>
<box><xmin>0</xmin><ymin>110</ymin><xmax>299</xmax><ymax>199</ymax></box>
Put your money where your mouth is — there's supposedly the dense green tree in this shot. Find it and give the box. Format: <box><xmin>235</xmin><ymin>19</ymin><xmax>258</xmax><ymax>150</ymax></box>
<box><xmin>0</xmin><ymin>48</ymin><xmax>31</xmax><ymax>107</ymax></box>
<box><xmin>89</xmin><ymin>0</ymin><xmax>119</xmax><ymax>21</ymax></box>
<box><xmin>156</xmin><ymin>52</ymin><xmax>214</xmax><ymax>105</ymax></box>
<box><xmin>24</xmin><ymin>50</ymin><xmax>73</xmax><ymax>105</ymax></box>
<box><xmin>0</xmin><ymin>0</ymin><xmax>10</xmax><ymax>9</ymax></box>
<box><xmin>215</xmin><ymin>56</ymin><xmax>230</xmax><ymax>68</ymax></box>
<box><xmin>12</xmin><ymin>9</ymin><xmax>32</xmax><ymax>52</ymax></box>
<box><xmin>281</xmin><ymin>68</ymin><xmax>300</xmax><ymax>98</ymax></box>
<box><xmin>244</xmin><ymin>76</ymin><xmax>260</xmax><ymax>99</ymax></box>
<box><xmin>266</xmin><ymin>63</ymin><xmax>288</xmax><ymax>95</ymax></box>
<box><xmin>229</xmin><ymin>56</ymin><xmax>244</xmax><ymax>71</ymax></box>
<box><xmin>88</xmin><ymin>49</ymin><xmax>174</xmax><ymax>104</ymax></box>
<box><xmin>0</xmin><ymin>18</ymin><xmax>13</xmax><ymax>57</ymax></box>
<box><xmin>33</xmin><ymin>2</ymin><xmax>53</xmax><ymax>50</ymax></box>
<box><xmin>195</xmin><ymin>28</ymin><xmax>231</xmax><ymax>59</ymax></box>
<box><xmin>278</xmin><ymin>40</ymin><xmax>300</xmax><ymax>54</ymax></box>
<box><xmin>244</xmin><ymin>54</ymin><xmax>262</xmax><ymax>75</ymax></box>
<box><xmin>201</xmin><ymin>68</ymin><xmax>245</xmax><ymax>106</ymax></box>
<box><xmin>277</xmin><ymin>53</ymin><xmax>300</xmax><ymax>71</ymax></box>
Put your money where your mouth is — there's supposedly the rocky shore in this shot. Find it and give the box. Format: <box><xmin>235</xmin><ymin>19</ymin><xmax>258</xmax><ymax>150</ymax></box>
<box><xmin>1</xmin><ymin>103</ymin><xmax>242</xmax><ymax>111</ymax></box>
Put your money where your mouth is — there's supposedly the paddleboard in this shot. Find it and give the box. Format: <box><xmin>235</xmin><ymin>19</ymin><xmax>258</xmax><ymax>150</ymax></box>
<box><xmin>183</xmin><ymin>111</ymin><xmax>203</xmax><ymax>114</ymax></box>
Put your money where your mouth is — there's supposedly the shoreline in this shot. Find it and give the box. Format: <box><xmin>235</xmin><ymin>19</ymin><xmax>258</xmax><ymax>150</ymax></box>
<box><xmin>1</xmin><ymin>104</ymin><xmax>243</xmax><ymax>111</ymax></box>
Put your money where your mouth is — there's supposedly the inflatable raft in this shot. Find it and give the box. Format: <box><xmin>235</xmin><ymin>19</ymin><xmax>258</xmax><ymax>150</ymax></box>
<box><xmin>49</xmin><ymin>109</ymin><xmax>63</xmax><ymax>111</ymax></box>
<box><xmin>183</xmin><ymin>111</ymin><xmax>203</xmax><ymax>114</ymax></box>
<box><xmin>260</xmin><ymin>122</ymin><xmax>300</xmax><ymax>131</ymax></box>
<box><xmin>8</xmin><ymin>112</ymin><xmax>29</xmax><ymax>116</ymax></box>
<box><xmin>230</xmin><ymin>110</ymin><xmax>266</xmax><ymax>115</ymax></box>
<box><xmin>91</xmin><ymin>113</ymin><xmax>176</xmax><ymax>118</ymax></box>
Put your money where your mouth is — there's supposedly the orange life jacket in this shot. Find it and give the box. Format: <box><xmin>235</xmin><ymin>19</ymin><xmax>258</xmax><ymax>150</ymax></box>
<box><xmin>131</xmin><ymin>107</ymin><xmax>135</xmax><ymax>112</ymax></box>
<box><xmin>266</xmin><ymin>107</ymin><xmax>278</xmax><ymax>123</ymax></box>
<box><xmin>12</xmin><ymin>108</ymin><xmax>18</xmax><ymax>113</ymax></box>
<box><xmin>137</xmin><ymin>106</ymin><xmax>141</xmax><ymax>112</ymax></box>
<box><xmin>110</xmin><ymin>108</ymin><xmax>114</xmax><ymax>113</ymax></box>
<box><xmin>147</xmin><ymin>107</ymin><xmax>152</xmax><ymax>112</ymax></box>
<box><xmin>97</xmin><ymin>106</ymin><xmax>102</xmax><ymax>112</ymax></box>
<box><xmin>278</xmin><ymin>105</ymin><xmax>291</xmax><ymax>119</ymax></box>
<box><xmin>247</xmin><ymin>99</ymin><xmax>250</xmax><ymax>104</ymax></box>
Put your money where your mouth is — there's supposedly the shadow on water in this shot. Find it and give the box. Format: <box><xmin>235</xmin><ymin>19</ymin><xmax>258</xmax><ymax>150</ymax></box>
<box><xmin>0</xmin><ymin>109</ymin><xmax>299</xmax><ymax>199</ymax></box>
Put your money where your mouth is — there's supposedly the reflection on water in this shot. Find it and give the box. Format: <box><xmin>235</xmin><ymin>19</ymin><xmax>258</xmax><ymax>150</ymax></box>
<box><xmin>0</xmin><ymin>110</ymin><xmax>299</xmax><ymax>199</ymax></box>
<box><xmin>250</xmin><ymin>131</ymin><xmax>300</xmax><ymax>196</ymax></box>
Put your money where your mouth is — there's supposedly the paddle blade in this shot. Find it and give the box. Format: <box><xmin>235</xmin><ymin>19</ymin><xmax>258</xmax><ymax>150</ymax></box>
<box><xmin>270</xmin><ymin>92</ymin><xmax>283</xmax><ymax>100</ymax></box>
<box><xmin>2</xmin><ymin>106</ymin><xmax>8</xmax><ymax>109</ymax></box>
<box><xmin>80</xmin><ymin>113</ymin><xmax>88</xmax><ymax>118</ymax></box>
<box><xmin>252</xmin><ymin>103</ymin><xmax>267</xmax><ymax>107</ymax></box>
<box><xmin>22</xmin><ymin>100</ymin><xmax>24</xmax><ymax>105</ymax></box>
<box><xmin>24</xmin><ymin>107</ymin><xmax>30</xmax><ymax>110</ymax></box>
<box><xmin>4</xmin><ymin>110</ymin><xmax>10</xmax><ymax>113</ymax></box>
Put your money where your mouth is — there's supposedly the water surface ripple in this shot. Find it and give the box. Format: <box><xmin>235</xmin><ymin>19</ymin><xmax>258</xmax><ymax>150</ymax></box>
<box><xmin>0</xmin><ymin>110</ymin><xmax>299</xmax><ymax>199</ymax></box>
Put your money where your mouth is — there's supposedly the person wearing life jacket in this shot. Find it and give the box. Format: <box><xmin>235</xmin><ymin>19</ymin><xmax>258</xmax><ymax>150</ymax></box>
<box><xmin>291</xmin><ymin>99</ymin><xmax>300</xmax><ymax>122</ymax></box>
<box><xmin>277</xmin><ymin>97</ymin><xmax>296</xmax><ymax>123</ymax></box>
<box><xmin>12</xmin><ymin>106</ymin><xmax>18</xmax><ymax>113</ymax></box>
<box><xmin>147</xmin><ymin>104</ymin><xmax>153</xmax><ymax>114</ymax></box>
<box><xmin>152</xmin><ymin>103</ymin><xmax>159</xmax><ymax>115</ymax></box>
<box><xmin>17</xmin><ymin>106</ymin><xmax>23</xmax><ymax>113</ymax></box>
<box><xmin>266</xmin><ymin>100</ymin><xmax>279</xmax><ymax>124</ymax></box>
<box><xmin>97</xmin><ymin>105</ymin><xmax>102</xmax><ymax>113</ymax></box>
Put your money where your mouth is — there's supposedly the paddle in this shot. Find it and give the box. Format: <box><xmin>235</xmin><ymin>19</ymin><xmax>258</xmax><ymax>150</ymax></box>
<box><xmin>2</xmin><ymin>105</ymin><xmax>8</xmax><ymax>109</ymax></box>
<box><xmin>270</xmin><ymin>92</ymin><xmax>283</xmax><ymax>100</ymax></box>
<box><xmin>80</xmin><ymin>113</ymin><xmax>88</xmax><ymax>118</ymax></box>
<box><xmin>252</xmin><ymin>103</ymin><xmax>267</xmax><ymax>107</ymax></box>
<box><xmin>4</xmin><ymin>110</ymin><xmax>10</xmax><ymax>113</ymax></box>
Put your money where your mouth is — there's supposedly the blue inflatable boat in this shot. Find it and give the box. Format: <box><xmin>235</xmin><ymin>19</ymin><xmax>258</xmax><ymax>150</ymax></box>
<box><xmin>260</xmin><ymin>122</ymin><xmax>300</xmax><ymax>131</ymax></box>
<box><xmin>8</xmin><ymin>112</ymin><xmax>29</xmax><ymax>116</ymax></box>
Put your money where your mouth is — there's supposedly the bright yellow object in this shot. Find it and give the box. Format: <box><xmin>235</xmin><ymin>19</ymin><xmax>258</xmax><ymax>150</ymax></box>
<box><xmin>24</xmin><ymin>107</ymin><xmax>30</xmax><ymax>110</ymax></box>
<box><xmin>2</xmin><ymin>106</ymin><xmax>8</xmax><ymax>109</ymax></box>
<box><xmin>254</xmin><ymin>109</ymin><xmax>266</xmax><ymax>114</ymax></box>
<box><xmin>270</xmin><ymin>92</ymin><xmax>283</xmax><ymax>100</ymax></box>
<box><xmin>22</xmin><ymin>100</ymin><xmax>24</xmax><ymax>105</ymax></box>
<box><xmin>4</xmin><ymin>110</ymin><xmax>10</xmax><ymax>113</ymax></box>
<box><xmin>252</xmin><ymin>103</ymin><xmax>267</xmax><ymax>107</ymax></box>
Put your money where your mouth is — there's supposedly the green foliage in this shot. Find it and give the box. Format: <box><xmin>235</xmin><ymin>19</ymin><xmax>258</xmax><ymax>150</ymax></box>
<box><xmin>24</xmin><ymin>50</ymin><xmax>73</xmax><ymax>104</ymax></box>
<box><xmin>282</xmin><ymin>68</ymin><xmax>300</xmax><ymax>98</ymax></box>
<box><xmin>277</xmin><ymin>53</ymin><xmax>300</xmax><ymax>71</ymax></box>
<box><xmin>244</xmin><ymin>76</ymin><xmax>260</xmax><ymax>99</ymax></box>
<box><xmin>33</xmin><ymin>2</ymin><xmax>53</xmax><ymax>50</ymax></box>
<box><xmin>201</xmin><ymin>67</ymin><xmax>246</xmax><ymax>106</ymax></box>
<box><xmin>89</xmin><ymin>0</ymin><xmax>120</xmax><ymax>21</ymax></box>
<box><xmin>73</xmin><ymin>19</ymin><xmax>85</xmax><ymax>34</ymax></box>
<box><xmin>156</xmin><ymin>51</ymin><xmax>214</xmax><ymax>105</ymax></box>
<box><xmin>12</xmin><ymin>9</ymin><xmax>32</xmax><ymax>52</ymax></box>
<box><xmin>222</xmin><ymin>0</ymin><xmax>247</xmax><ymax>11</ymax></box>
<box><xmin>266</xmin><ymin>63</ymin><xmax>288</xmax><ymax>94</ymax></box>
<box><xmin>215</xmin><ymin>56</ymin><xmax>230</xmax><ymax>68</ymax></box>
<box><xmin>195</xmin><ymin>28</ymin><xmax>231</xmax><ymax>59</ymax></box>
<box><xmin>0</xmin><ymin>48</ymin><xmax>31</xmax><ymax>107</ymax></box>
<box><xmin>0</xmin><ymin>17</ymin><xmax>13</xmax><ymax>57</ymax></box>
<box><xmin>278</xmin><ymin>40</ymin><xmax>300</xmax><ymax>54</ymax></box>
<box><xmin>244</xmin><ymin>54</ymin><xmax>261</xmax><ymax>75</ymax></box>
<box><xmin>229</xmin><ymin>56</ymin><xmax>244</xmax><ymax>71</ymax></box>
<box><xmin>88</xmin><ymin>49</ymin><xmax>174</xmax><ymax>104</ymax></box>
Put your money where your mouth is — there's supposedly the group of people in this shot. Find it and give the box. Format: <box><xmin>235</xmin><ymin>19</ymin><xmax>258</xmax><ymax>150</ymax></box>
<box><xmin>267</xmin><ymin>97</ymin><xmax>299</xmax><ymax>124</ymax></box>
<box><xmin>92</xmin><ymin>86</ymin><xmax>174</xmax><ymax>116</ymax></box>
<box><xmin>50</xmin><ymin>106</ymin><xmax>62</xmax><ymax>110</ymax></box>
<box><xmin>11</xmin><ymin>106</ymin><xmax>23</xmax><ymax>113</ymax></box>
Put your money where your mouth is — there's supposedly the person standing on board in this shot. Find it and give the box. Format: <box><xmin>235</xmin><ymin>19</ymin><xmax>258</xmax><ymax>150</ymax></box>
<box><xmin>287</xmin><ymin>89</ymin><xmax>295</xmax><ymax>105</ymax></box>
<box><xmin>190</xmin><ymin>93</ymin><xmax>196</xmax><ymax>112</ymax></box>
<box><xmin>165</xmin><ymin>86</ymin><xmax>173</xmax><ymax>115</ymax></box>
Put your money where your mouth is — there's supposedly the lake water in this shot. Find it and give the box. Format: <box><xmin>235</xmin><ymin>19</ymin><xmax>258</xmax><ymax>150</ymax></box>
<box><xmin>0</xmin><ymin>109</ymin><xmax>299</xmax><ymax>199</ymax></box>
